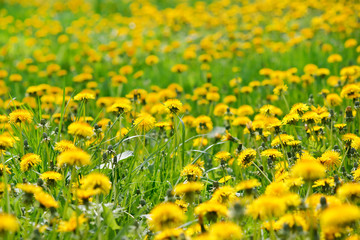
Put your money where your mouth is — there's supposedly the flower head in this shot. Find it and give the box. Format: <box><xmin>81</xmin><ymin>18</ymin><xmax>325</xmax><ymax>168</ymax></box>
<box><xmin>209</xmin><ymin>222</ymin><xmax>242</xmax><ymax>240</ymax></box>
<box><xmin>0</xmin><ymin>134</ymin><xmax>15</xmax><ymax>150</ymax></box>
<box><xmin>181</xmin><ymin>164</ymin><xmax>203</xmax><ymax>181</ymax></box>
<box><xmin>134</xmin><ymin>113</ymin><xmax>156</xmax><ymax>132</ymax></box>
<box><xmin>54</xmin><ymin>140</ymin><xmax>77</xmax><ymax>152</ymax></box>
<box><xmin>35</xmin><ymin>191</ymin><xmax>59</xmax><ymax>209</ymax></box>
<box><xmin>148</xmin><ymin>202</ymin><xmax>185</xmax><ymax>231</ymax></box>
<box><xmin>291</xmin><ymin>160</ymin><xmax>326</xmax><ymax>181</ymax></box>
<box><xmin>40</xmin><ymin>171</ymin><xmax>63</xmax><ymax>182</ymax></box>
<box><xmin>20</xmin><ymin>153</ymin><xmax>41</xmax><ymax>172</ymax></box>
<box><xmin>9</xmin><ymin>109</ymin><xmax>33</xmax><ymax>124</ymax></box>
<box><xmin>194</xmin><ymin>115</ymin><xmax>213</xmax><ymax>134</ymax></box>
<box><xmin>237</xmin><ymin>149</ymin><xmax>256</xmax><ymax>168</ymax></box>
<box><xmin>319</xmin><ymin>150</ymin><xmax>341</xmax><ymax>169</ymax></box>
<box><xmin>57</xmin><ymin>149</ymin><xmax>91</xmax><ymax>167</ymax></box>
<box><xmin>81</xmin><ymin>172</ymin><xmax>111</xmax><ymax>194</ymax></box>
<box><xmin>164</xmin><ymin>99</ymin><xmax>183</xmax><ymax>114</ymax></box>
<box><xmin>58</xmin><ymin>214</ymin><xmax>87</xmax><ymax>232</ymax></box>
<box><xmin>0</xmin><ymin>213</ymin><xmax>19</xmax><ymax>233</ymax></box>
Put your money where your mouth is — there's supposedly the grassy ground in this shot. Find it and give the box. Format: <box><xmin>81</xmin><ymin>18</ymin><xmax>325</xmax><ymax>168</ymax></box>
<box><xmin>0</xmin><ymin>0</ymin><xmax>359</xmax><ymax>239</ymax></box>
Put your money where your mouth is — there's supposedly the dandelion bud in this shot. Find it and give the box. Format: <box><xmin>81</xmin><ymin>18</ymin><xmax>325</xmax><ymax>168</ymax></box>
<box><xmin>24</xmin><ymin>139</ymin><xmax>29</xmax><ymax>149</ymax></box>
<box><xmin>341</xmin><ymin>167</ymin><xmax>347</xmax><ymax>176</ymax></box>
<box><xmin>166</xmin><ymin>189</ymin><xmax>174</xmax><ymax>201</ymax></box>
<box><xmin>231</xmin><ymin>202</ymin><xmax>244</xmax><ymax>220</ymax></box>
<box><xmin>308</xmin><ymin>94</ymin><xmax>314</xmax><ymax>105</ymax></box>
<box><xmin>320</xmin><ymin>196</ymin><xmax>327</xmax><ymax>210</ymax></box>
<box><xmin>346</xmin><ymin>106</ymin><xmax>354</xmax><ymax>122</ymax></box>
<box><xmin>236</xmin><ymin>143</ymin><xmax>243</xmax><ymax>154</ymax></box>
<box><xmin>140</xmin><ymin>199</ymin><xmax>146</xmax><ymax>206</ymax></box>
<box><xmin>355</xmin><ymin>101</ymin><xmax>360</xmax><ymax>110</ymax></box>
<box><xmin>40</xmin><ymin>119</ymin><xmax>47</xmax><ymax>126</ymax></box>
<box><xmin>206</xmin><ymin>73</ymin><xmax>212</xmax><ymax>82</ymax></box>
<box><xmin>329</xmin><ymin>109</ymin><xmax>335</xmax><ymax>119</ymax></box>
<box><xmin>179</xmin><ymin>233</ymin><xmax>186</xmax><ymax>240</ymax></box>
<box><xmin>37</xmin><ymin>178</ymin><xmax>44</xmax><ymax>187</ymax></box>
<box><xmin>283</xmin><ymin>223</ymin><xmax>290</xmax><ymax>234</ymax></box>
<box><xmin>334</xmin><ymin>175</ymin><xmax>341</xmax><ymax>186</ymax></box>
<box><xmin>42</xmin><ymin>132</ymin><xmax>48</xmax><ymax>139</ymax></box>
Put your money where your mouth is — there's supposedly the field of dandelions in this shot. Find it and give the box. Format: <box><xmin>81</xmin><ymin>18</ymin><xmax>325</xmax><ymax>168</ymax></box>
<box><xmin>0</xmin><ymin>0</ymin><xmax>360</xmax><ymax>239</ymax></box>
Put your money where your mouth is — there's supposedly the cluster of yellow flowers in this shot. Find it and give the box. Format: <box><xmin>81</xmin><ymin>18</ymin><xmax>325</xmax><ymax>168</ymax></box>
<box><xmin>0</xmin><ymin>0</ymin><xmax>359</xmax><ymax>239</ymax></box>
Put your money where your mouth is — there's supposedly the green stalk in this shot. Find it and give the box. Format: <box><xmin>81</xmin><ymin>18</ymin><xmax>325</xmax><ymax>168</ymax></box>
<box><xmin>1</xmin><ymin>154</ymin><xmax>10</xmax><ymax>213</ymax></box>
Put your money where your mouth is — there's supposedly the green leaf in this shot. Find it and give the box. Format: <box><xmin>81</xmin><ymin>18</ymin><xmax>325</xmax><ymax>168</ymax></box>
<box><xmin>102</xmin><ymin>204</ymin><xmax>121</xmax><ymax>230</ymax></box>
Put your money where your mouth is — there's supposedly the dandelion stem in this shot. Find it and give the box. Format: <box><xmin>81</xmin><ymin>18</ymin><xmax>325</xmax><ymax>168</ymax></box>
<box><xmin>1</xmin><ymin>154</ymin><xmax>10</xmax><ymax>213</ymax></box>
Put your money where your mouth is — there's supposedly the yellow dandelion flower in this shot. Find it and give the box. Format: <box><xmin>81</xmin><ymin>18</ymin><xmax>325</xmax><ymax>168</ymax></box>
<box><xmin>74</xmin><ymin>92</ymin><xmax>95</xmax><ymax>101</ymax></box>
<box><xmin>9</xmin><ymin>109</ymin><xmax>33</xmax><ymax>124</ymax></box>
<box><xmin>271</xmin><ymin>134</ymin><xmax>295</xmax><ymax>147</ymax></box>
<box><xmin>211</xmin><ymin>186</ymin><xmax>237</xmax><ymax>205</ymax></box>
<box><xmin>164</xmin><ymin>99</ymin><xmax>183</xmax><ymax>114</ymax></box>
<box><xmin>0</xmin><ymin>164</ymin><xmax>11</xmax><ymax>175</ymax></box>
<box><xmin>237</xmin><ymin>149</ymin><xmax>256</xmax><ymax>168</ymax></box>
<box><xmin>320</xmin><ymin>204</ymin><xmax>360</xmax><ymax>232</ymax></box>
<box><xmin>214</xmin><ymin>151</ymin><xmax>232</xmax><ymax>163</ymax></box>
<box><xmin>236</xmin><ymin>179</ymin><xmax>261</xmax><ymax>191</ymax></box>
<box><xmin>68</xmin><ymin>121</ymin><xmax>93</xmax><ymax>138</ymax></box>
<box><xmin>261</xmin><ymin>149</ymin><xmax>283</xmax><ymax>159</ymax></box>
<box><xmin>173</xmin><ymin>182</ymin><xmax>203</xmax><ymax>196</ymax></box>
<box><xmin>20</xmin><ymin>153</ymin><xmax>41</xmax><ymax>172</ymax></box>
<box><xmin>154</xmin><ymin>228</ymin><xmax>184</xmax><ymax>240</ymax></box>
<box><xmin>81</xmin><ymin>172</ymin><xmax>111</xmax><ymax>194</ymax></box>
<box><xmin>194</xmin><ymin>115</ymin><xmax>213</xmax><ymax>134</ymax></box>
<box><xmin>0</xmin><ymin>213</ymin><xmax>19</xmax><ymax>232</ymax></box>
<box><xmin>148</xmin><ymin>202</ymin><xmax>185</xmax><ymax>231</ymax></box>
<box><xmin>107</xmin><ymin>101</ymin><xmax>132</xmax><ymax>115</ymax></box>
<box><xmin>40</xmin><ymin>171</ymin><xmax>63</xmax><ymax>182</ymax></box>
<box><xmin>319</xmin><ymin>150</ymin><xmax>341</xmax><ymax>169</ymax></box>
<box><xmin>209</xmin><ymin>222</ymin><xmax>242</xmax><ymax>240</ymax></box>
<box><xmin>192</xmin><ymin>137</ymin><xmax>208</xmax><ymax>147</ymax></box>
<box><xmin>16</xmin><ymin>183</ymin><xmax>42</xmax><ymax>194</ymax></box>
<box><xmin>134</xmin><ymin>113</ymin><xmax>156</xmax><ymax>132</ymax></box>
<box><xmin>57</xmin><ymin>149</ymin><xmax>91</xmax><ymax>167</ymax></box>
<box><xmin>291</xmin><ymin>160</ymin><xmax>326</xmax><ymax>181</ymax></box>
<box><xmin>353</xmin><ymin>167</ymin><xmax>360</xmax><ymax>181</ymax></box>
<box><xmin>337</xmin><ymin>183</ymin><xmax>360</xmax><ymax>201</ymax></box>
<box><xmin>313</xmin><ymin>178</ymin><xmax>335</xmax><ymax>188</ymax></box>
<box><xmin>246</xmin><ymin>195</ymin><xmax>286</xmax><ymax>220</ymax></box>
<box><xmin>181</xmin><ymin>164</ymin><xmax>202</xmax><ymax>181</ymax></box>
<box><xmin>0</xmin><ymin>134</ymin><xmax>15</xmax><ymax>150</ymax></box>
<box><xmin>273</xmin><ymin>84</ymin><xmax>288</xmax><ymax>95</ymax></box>
<box><xmin>58</xmin><ymin>214</ymin><xmax>87</xmax><ymax>232</ymax></box>
<box><xmin>35</xmin><ymin>191</ymin><xmax>59</xmax><ymax>209</ymax></box>
<box><xmin>194</xmin><ymin>201</ymin><xmax>228</xmax><ymax>219</ymax></box>
<box><xmin>290</xmin><ymin>103</ymin><xmax>309</xmax><ymax>115</ymax></box>
<box><xmin>54</xmin><ymin>140</ymin><xmax>77</xmax><ymax>152</ymax></box>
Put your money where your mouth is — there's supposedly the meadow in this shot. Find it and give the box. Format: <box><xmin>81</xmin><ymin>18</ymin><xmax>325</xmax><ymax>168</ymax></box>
<box><xmin>0</xmin><ymin>0</ymin><xmax>359</xmax><ymax>239</ymax></box>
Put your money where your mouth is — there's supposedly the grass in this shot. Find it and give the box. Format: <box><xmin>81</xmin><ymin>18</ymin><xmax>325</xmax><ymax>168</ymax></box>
<box><xmin>0</xmin><ymin>0</ymin><xmax>359</xmax><ymax>239</ymax></box>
